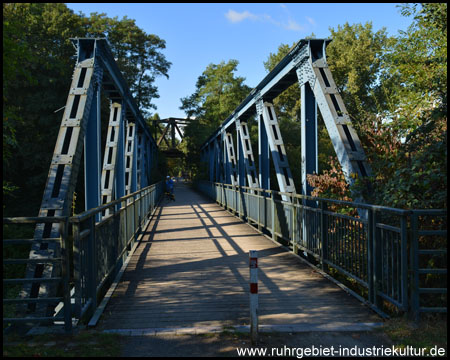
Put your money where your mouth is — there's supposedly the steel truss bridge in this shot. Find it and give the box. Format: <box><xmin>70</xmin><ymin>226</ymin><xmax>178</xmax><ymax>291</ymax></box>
<box><xmin>3</xmin><ymin>38</ymin><xmax>447</xmax><ymax>333</ymax></box>
<box><xmin>151</xmin><ymin>117</ymin><xmax>193</xmax><ymax>158</ymax></box>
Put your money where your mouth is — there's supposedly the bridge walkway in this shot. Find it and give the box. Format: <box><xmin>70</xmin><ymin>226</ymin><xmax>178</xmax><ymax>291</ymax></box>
<box><xmin>97</xmin><ymin>183</ymin><xmax>380</xmax><ymax>332</ymax></box>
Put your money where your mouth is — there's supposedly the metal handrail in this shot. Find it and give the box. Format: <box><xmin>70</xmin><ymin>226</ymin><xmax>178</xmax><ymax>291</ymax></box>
<box><xmin>3</xmin><ymin>181</ymin><xmax>164</xmax><ymax>333</ymax></box>
<box><xmin>196</xmin><ymin>180</ymin><xmax>447</xmax><ymax>321</ymax></box>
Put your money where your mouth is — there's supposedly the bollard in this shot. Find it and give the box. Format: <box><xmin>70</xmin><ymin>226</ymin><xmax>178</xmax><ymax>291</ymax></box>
<box><xmin>249</xmin><ymin>250</ymin><xmax>258</xmax><ymax>345</ymax></box>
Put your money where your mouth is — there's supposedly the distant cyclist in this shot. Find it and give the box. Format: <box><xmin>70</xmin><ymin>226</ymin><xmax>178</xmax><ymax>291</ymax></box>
<box><xmin>165</xmin><ymin>176</ymin><xmax>175</xmax><ymax>201</ymax></box>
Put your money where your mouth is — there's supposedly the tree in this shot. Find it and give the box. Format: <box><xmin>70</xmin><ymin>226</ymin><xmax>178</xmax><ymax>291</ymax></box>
<box><xmin>180</xmin><ymin>60</ymin><xmax>251</xmax><ymax>177</ymax></box>
<box><xmin>79</xmin><ymin>13</ymin><xmax>171</xmax><ymax>114</ymax></box>
<box><xmin>3</xmin><ymin>4</ymin><xmax>36</xmax><ymax>198</ymax></box>
<box><xmin>3</xmin><ymin>3</ymin><xmax>86</xmax><ymax>215</ymax></box>
<box><xmin>3</xmin><ymin>3</ymin><xmax>171</xmax><ymax>216</ymax></box>
<box><xmin>359</xmin><ymin>3</ymin><xmax>447</xmax><ymax>209</ymax></box>
<box><xmin>329</xmin><ymin>4</ymin><xmax>447</xmax><ymax>210</ymax></box>
<box><xmin>380</xmin><ymin>3</ymin><xmax>446</xmax><ymax>137</ymax></box>
<box><xmin>326</xmin><ymin>22</ymin><xmax>391</xmax><ymax>131</ymax></box>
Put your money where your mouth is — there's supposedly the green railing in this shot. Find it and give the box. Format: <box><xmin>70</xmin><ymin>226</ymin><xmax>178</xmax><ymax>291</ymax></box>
<box><xmin>3</xmin><ymin>181</ymin><xmax>164</xmax><ymax>333</ymax></box>
<box><xmin>196</xmin><ymin>181</ymin><xmax>447</xmax><ymax>320</ymax></box>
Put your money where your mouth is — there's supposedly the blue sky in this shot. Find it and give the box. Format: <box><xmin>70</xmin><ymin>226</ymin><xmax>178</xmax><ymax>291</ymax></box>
<box><xmin>66</xmin><ymin>3</ymin><xmax>413</xmax><ymax>119</ymax></box>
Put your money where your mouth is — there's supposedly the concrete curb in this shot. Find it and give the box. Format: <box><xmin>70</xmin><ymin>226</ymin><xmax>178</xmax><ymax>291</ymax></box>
<box><xmin>103</xmin><ymin>322</ymin><xmax>384</xmax><ymax>336</ymax></box>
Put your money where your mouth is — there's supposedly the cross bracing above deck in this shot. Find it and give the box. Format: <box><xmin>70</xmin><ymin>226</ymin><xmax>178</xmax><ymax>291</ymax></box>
<box><xmin>148</xmin><ymin>117</ymin><xmax>193</xmax><ymax>158</ymax></box>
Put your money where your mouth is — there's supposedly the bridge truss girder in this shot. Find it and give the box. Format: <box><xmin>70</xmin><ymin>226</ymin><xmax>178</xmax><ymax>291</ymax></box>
<box><xmin>23</xmin><ymin>38</ymin><xmax>158</xmax><ymax>318</ymax></box>
<box><xmin>149</xmin><ymin>117</ymin><xmax>192</xmax><ymax>158</ymax></box>
<box><xmin>200</xmin><ymin>38</ymin><xmax>371</xmax><ymax>213</ymax></box>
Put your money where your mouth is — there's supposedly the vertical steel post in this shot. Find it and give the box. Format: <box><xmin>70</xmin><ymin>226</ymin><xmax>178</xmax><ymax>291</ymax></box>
<box><xmin>171</xmin><ymin>119</ymin><xmax>176</xmax><ymax>149</ymax></box>
<box><xmin>300</xmin><ymin>82</ymin><xmax>318</xmax><ymax>204</ymax></box>
<box><xmin>258</xmin><ymin>109</ymin><xmax>270</xmax><ymax>191</ymax></box>
<box><xmin>84</xmin><ymin>82</ymin><xmax>102</xmax><ymax>221</ymax></box>
<box><xmin>237</xmin><ymin>129</ymin><xmax>246</xmax><ymax>187</ymax></box>
<box><xmin>143</xmin><ymin>138</ymin><xmax>151</xmax><ymax>187</ymax></box>
<box><xmin>209</xmin><ymin>142</ymin><xmax>215</xmax><ymax>182</ymax></box>
<box><xmin>215</xmin><ymin>139</ymin><xmax>221</xmax><ymax>182</ymax></box>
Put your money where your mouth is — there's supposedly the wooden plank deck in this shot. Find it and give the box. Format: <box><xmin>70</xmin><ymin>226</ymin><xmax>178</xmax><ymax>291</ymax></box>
<box><xmin>97</xmin><ymin>183</ymin><xmax>380</xmax><ymax>331</ymax></box>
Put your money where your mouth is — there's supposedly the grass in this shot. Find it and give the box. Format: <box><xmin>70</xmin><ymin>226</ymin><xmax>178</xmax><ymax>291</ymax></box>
<box><xmin>3</xmin><ymin>329</ymin><xmax>123</xmax><ymax>357</ymax></box>
<box><xmin>380</xmin><ymin>315</ymin><xmax>447</xmax><ymax>353</ymax></box>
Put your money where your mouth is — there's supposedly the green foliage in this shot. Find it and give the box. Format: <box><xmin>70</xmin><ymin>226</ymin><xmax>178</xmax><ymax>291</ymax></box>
<box><xmin>290</xmin><ymin>8</ymin><xmax>446</xmax><ymax>211</ymax></box>
<box><xmin>79</xmin><ymin>12</ymin><xmax>171</xmax><ymax>114</ymax></box>
<box><xmin>326</xmin><ymin>22</ymin><xmax>391</xmax><ymax>129</ymax></box>
<box><xmin>264</xmin><ymin>43</ymin><xmax>301</xmax><ymax>121</ymax></box>
<box><xmin>382</xmin><ymin>3</ymin><xmax>447</xmax><ymax>136</ymax></box>
<box><xmin>180</xmin><ymin>60</ymin><xmax>251</xmax><ymax>178</ymax></box>
<box><xmin>3</xmin><ymin>3</ymin><xmax>85</xmax><ymax>216</ymax></box>
<box><xmin>355</xmin><ymin>3</ymin><xmax>448</xmax><ymax>209</ymax></box>
<box><xmin>3</xmin><ymin>3</ymin><xmax>171</xmax><ymax>216</ymax></box>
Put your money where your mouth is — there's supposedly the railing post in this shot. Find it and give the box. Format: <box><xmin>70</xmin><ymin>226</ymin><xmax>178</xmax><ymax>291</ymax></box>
<box><xmin>238</xmin><ymin>186</ymin><xmax>242</xmax><ymax>220</ymax></box>
<box><xmin>292</xmin><ymin>198</ymin><xmax>298</xmax><ymax>254</ymax></box>
<box><xmin>372</xmin><ymin>209</ymin><xmax>382</xmax><ymax>309</ymax></box>
<box><xmin>60</xmin><ymin>217</ymin><xmax>72</xmax><ymax>333</ymax></box>
<box><xmin>224</xmin><ymin>184</ymin><xmax>227</xmax><ymax>209</ymax></box>
<box><xmin>138</xmin><ymin>191</ymin><xmax>143</xmax><ymax>233</ymax></box>
<box><xmin>410</xmin><ymin>211</ymin><xmax>420</xmax><ymax>322</ymax></box>
<box><xmin>263</xmin><ymin>190</ymin><xmax>267</xmax><ymax>229</ymax></box>
<box><xmin>321</xmin><ymin>201</ymin><xmax>328</xmax><ymax>271</ymax></box>
<box><xmin>400</xmin><ymin>212</ymin><xmax>408</xmax><ymax>312</ymax></box>
<box><xmin>367</xmin><ymin>208</ymin><xmax>374</xmax><ymax>305</ymax></box>
<box><xmin>87</xmin><ymin>215</ymin><xmax>97</xmax><ymax>313</ymax></box>
<box><xmin>271</xmin><ymin>194</ymin><xmax>276</xmax><ymax>242</ymax></box>
<box><xmin>112</xmin><ymin>200</ymin><xmax>118</xmax><ymax>258</ymax></box>
<box><xmin>72</xmin><ymin>221</ymin><xmax>82</xmax><ymax>320</ymax></box>
<box><xmin>123</xmin><ymin>198</ymin><xmax>128</xmax><ymax>256</ymax></box>
<box><xmin>133</xmin><ymin>193</ymin><xmax>139</xmax><ymax>247</ymax></box>
<box><xmin>256</xmin><ymin>189</ymin><xmax>261</xmax><ymax>230</ymax></box>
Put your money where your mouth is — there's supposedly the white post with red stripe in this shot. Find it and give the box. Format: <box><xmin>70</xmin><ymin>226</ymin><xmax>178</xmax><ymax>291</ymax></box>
<box><xmin>249</xmin><ymin>250</ymin><xmax>258</xmax><ymax>345</ymax></box>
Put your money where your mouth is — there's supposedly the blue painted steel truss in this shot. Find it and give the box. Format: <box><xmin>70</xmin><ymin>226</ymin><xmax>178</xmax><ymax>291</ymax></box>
<box><xmin>200</xmin><ymin>38</ymin><xmax>371</xmax><ymax>203</ymax></box>
<box><xmin>24</xmin><ymin>38</ymin><xmax>158</xmax><ymax>317</ymax></box>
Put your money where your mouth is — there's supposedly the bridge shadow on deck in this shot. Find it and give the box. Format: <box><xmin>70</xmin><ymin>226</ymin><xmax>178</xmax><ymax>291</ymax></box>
<box><xmin>97</xmin><ymin>183</ymin><xmax>380</xmax><ymax>330</ymax></box>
